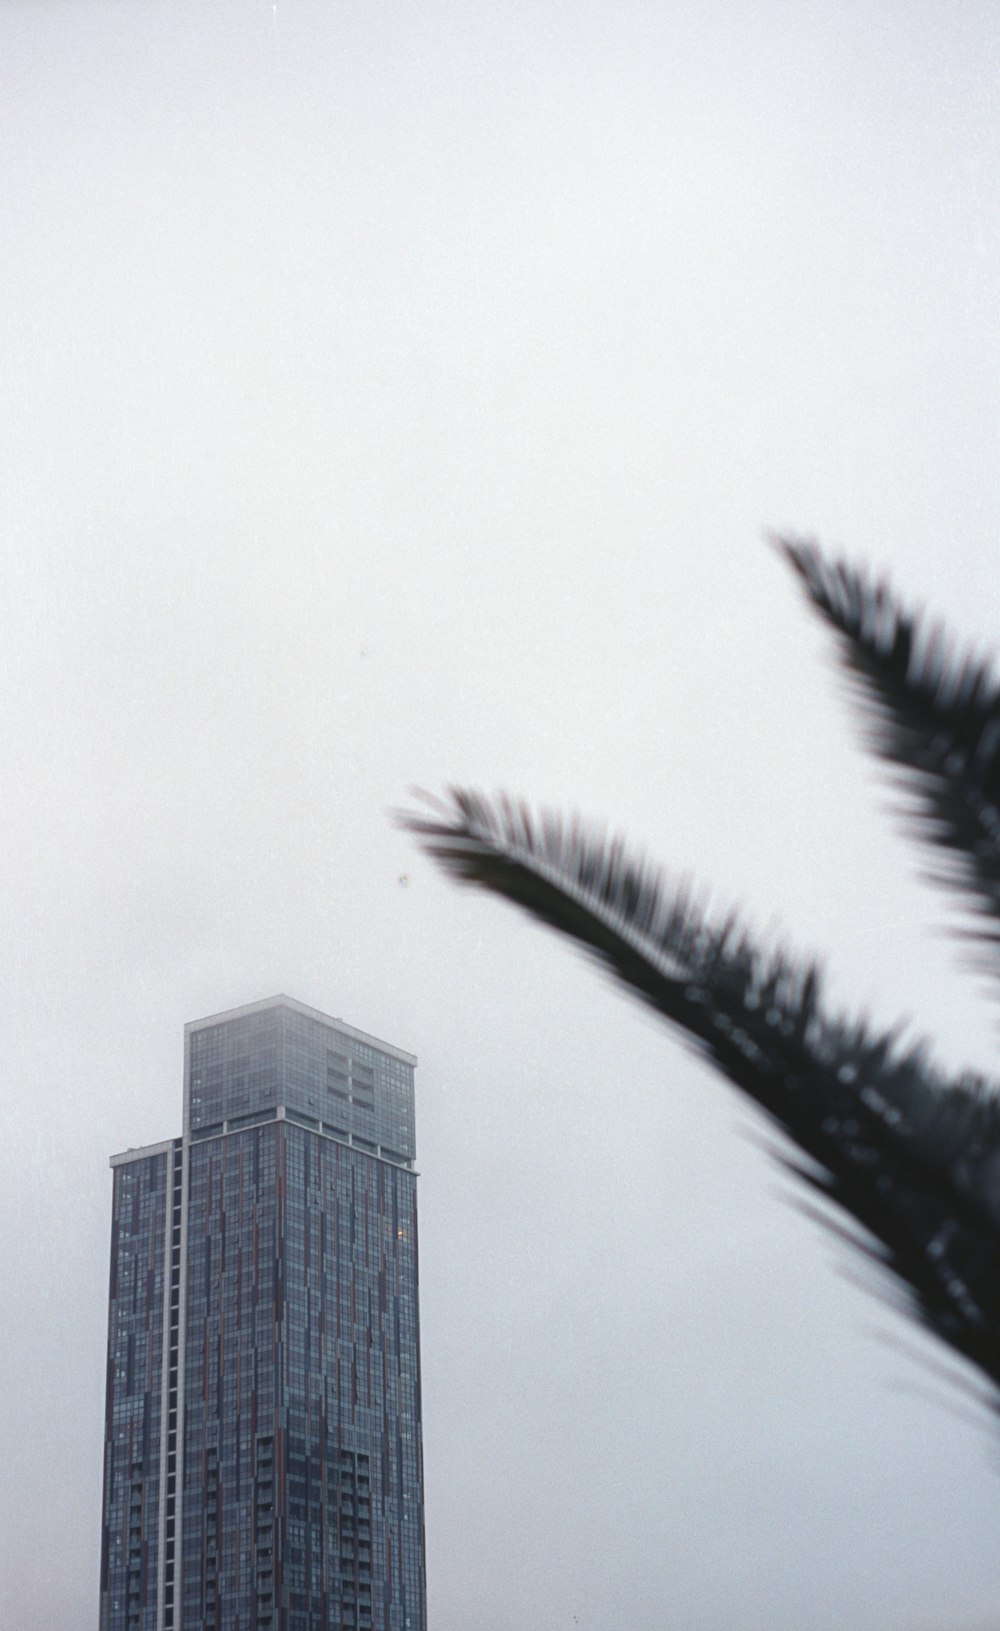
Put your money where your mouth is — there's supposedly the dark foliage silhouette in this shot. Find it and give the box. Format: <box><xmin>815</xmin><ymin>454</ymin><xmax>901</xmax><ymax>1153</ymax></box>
<box><xmin>402</xmin><ymin>540</ymin><xmax>1000</xmax><ymax>1411</ymax></box>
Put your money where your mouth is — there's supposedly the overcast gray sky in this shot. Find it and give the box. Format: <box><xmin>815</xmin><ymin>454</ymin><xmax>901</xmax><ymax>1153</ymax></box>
<box><xmin>2</xmin><ymin>2</ymin><xmax>1000</xmax><ymax>1627</ymax></box>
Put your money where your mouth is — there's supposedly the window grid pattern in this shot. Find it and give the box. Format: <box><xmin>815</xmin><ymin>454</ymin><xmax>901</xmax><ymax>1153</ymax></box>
<box><xmin>181</xmin><ymin>1123</ymin><xmax>425</xmax><ymax>1630</ymax></box>
<box><xmin>188</xmin><ymin>1008</ymin><xmax>416</xmax><ymax>1167</ymax></box>
<box><xmin>99</xmin><ymin>1150</ymin><xmax>170</xmax><ymax>1631</ymax></box>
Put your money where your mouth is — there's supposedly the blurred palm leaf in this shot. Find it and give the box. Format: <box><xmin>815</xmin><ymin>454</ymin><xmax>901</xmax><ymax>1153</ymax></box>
<box><xmin>778</xmin><ymin>540</ymin><xmax>1000</xmax><ymax>959</ymax></box>
<box><xmin>402</xmin><ymin>540</ymin><xmax>1000</xmax><ymax>1411</ymax></box>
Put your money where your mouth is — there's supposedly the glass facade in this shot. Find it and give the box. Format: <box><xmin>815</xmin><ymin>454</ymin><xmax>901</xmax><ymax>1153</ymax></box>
<box><xmin>100</xmin><ymin>997</ymin><xmax>426</xmax><ymax>1631</ymax></box>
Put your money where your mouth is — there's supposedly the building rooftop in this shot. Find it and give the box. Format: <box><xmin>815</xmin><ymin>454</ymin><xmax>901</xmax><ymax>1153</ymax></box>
<box><xmin>183</xmin><ymin>993</ymin><xmax>417</xmax><ymax>1065</ymax></box>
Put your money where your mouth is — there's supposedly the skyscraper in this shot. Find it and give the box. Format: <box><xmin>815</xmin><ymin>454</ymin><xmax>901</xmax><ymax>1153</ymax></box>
<box><xmin>99</xmin><ymin>995</ymin><xmax>426</xmax><ymax>1631</ymax></box>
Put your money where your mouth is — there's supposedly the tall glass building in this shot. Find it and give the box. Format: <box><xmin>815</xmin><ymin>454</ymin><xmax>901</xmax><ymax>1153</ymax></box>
<box><xmin>99</xmin><ymin>996</ymin><xmax>426</xmax><ymax>1631</ymax></box>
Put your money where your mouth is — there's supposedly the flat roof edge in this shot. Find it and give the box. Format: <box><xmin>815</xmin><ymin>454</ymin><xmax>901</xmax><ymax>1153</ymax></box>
<box><xmin>110</xmin><ymin>1138</ymin><xmax>177</xmax><ymax>1168</ymax></box>
<box><xmin>183</xmin><ymin>995</ymin><xmax>417</xmax><ymax>1066</ymax></box>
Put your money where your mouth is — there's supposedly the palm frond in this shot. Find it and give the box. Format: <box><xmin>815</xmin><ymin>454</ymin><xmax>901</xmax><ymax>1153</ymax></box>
<box><xmin>401</xmin><ymin>788</ymin><xmax>1000</xmax><ymax>1403</ymax></box>
<box><xmin>777</xmin><ymin>536</ymin><xmax>1000</xmax><ymax>956</ymax></box>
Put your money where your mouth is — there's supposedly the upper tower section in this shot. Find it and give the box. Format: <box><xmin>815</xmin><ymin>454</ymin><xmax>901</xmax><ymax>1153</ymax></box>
<box><xmin>183</xmin><ymin>994</ymin><xmax>417</xmax><ymax>1163</ymax></box>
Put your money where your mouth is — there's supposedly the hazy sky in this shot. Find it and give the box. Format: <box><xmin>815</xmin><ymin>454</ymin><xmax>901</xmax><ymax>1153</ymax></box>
<box><xmin>3</xmin><ymin>3</ymin><xmax>1000</xmax><ymax>1627</ymax></box>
